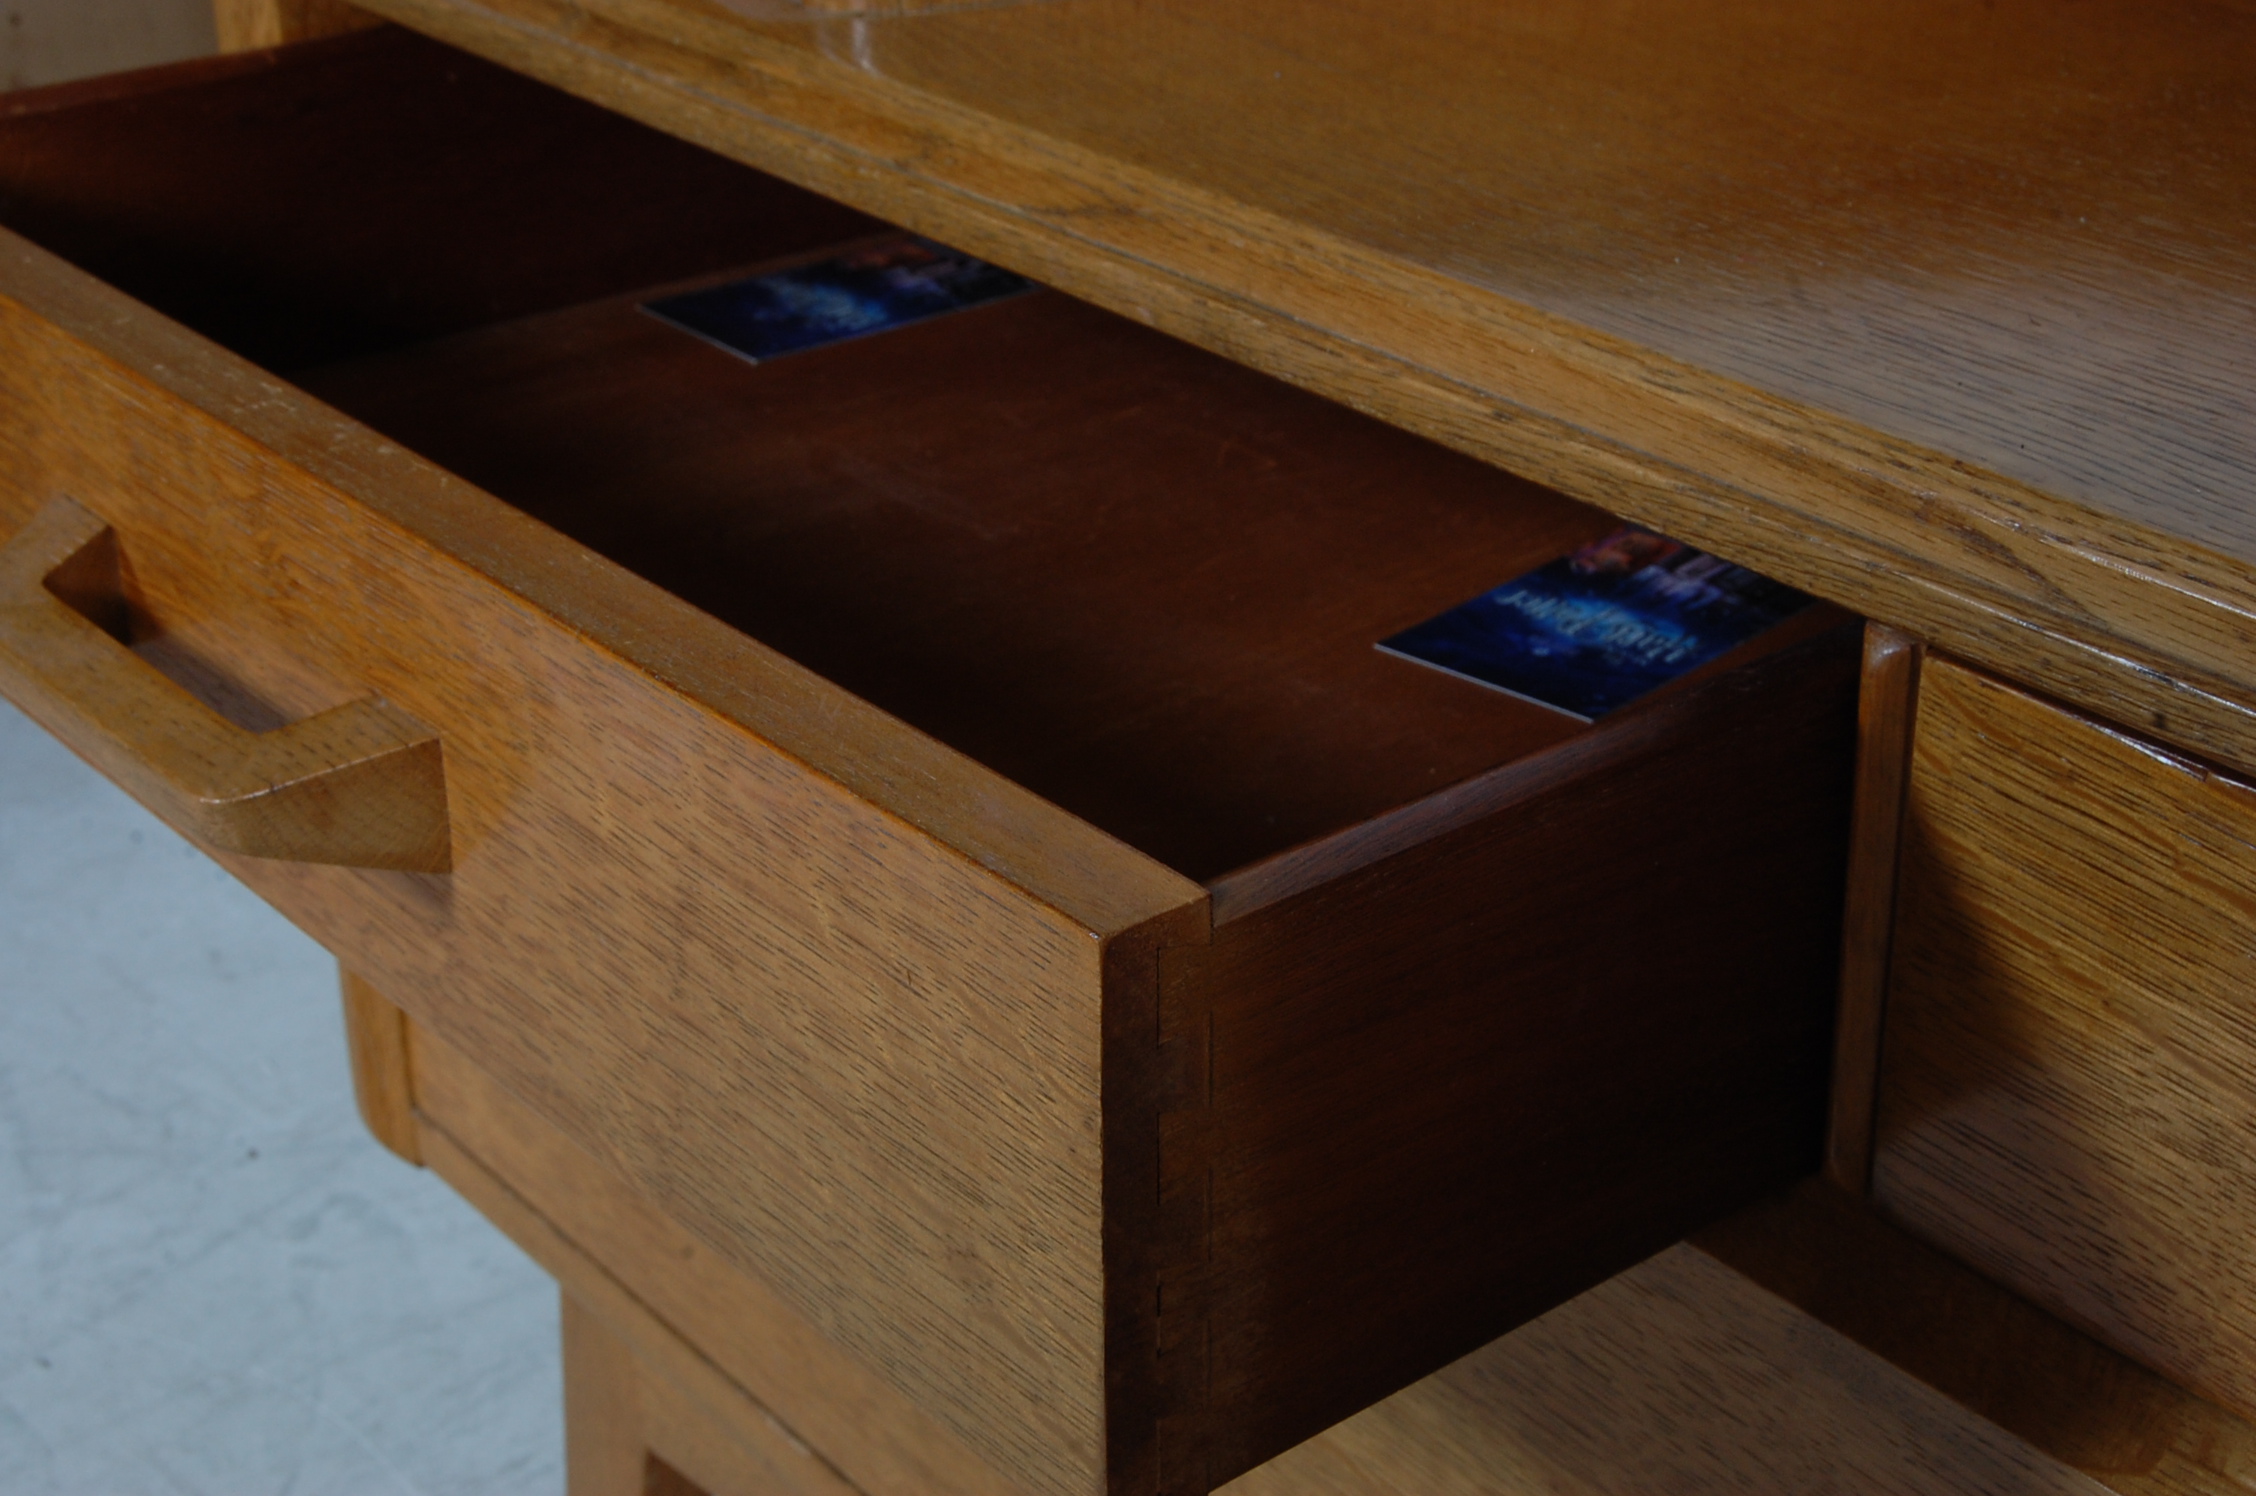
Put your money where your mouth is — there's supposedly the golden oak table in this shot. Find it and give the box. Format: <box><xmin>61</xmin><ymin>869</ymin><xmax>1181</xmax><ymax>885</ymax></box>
<box><xmin>5</xmin><ymin>1</ymin><xmax>2255</xmax><ymax>1491</ymax></box>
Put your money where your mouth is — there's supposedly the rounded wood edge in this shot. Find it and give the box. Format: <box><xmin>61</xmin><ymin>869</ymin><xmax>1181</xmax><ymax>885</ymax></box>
<box><xmin>338</xmin><ymin>968</ymin><xmax>423</xmax><ymax>1165</ymax></box>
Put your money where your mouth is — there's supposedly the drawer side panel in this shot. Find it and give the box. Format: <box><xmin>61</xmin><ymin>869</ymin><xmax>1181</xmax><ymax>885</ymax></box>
<box><xmin>1874</xmin><ymin>657</ymin><xmax>2256</xmax><ymax>1424</ymax></box>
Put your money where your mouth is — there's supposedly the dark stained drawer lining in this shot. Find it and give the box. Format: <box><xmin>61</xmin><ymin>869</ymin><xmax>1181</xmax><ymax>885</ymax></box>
<box><xmin>0</xmin><ymin>24</ymin><xmax>1842</xmax><ymax>884</ymax></box>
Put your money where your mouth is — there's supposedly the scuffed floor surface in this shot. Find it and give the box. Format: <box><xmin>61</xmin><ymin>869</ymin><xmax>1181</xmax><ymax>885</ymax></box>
<box><xmin>0</xmin><ymin>698</ymin><xmax>563</xmax><ymax>1494</ymax></box>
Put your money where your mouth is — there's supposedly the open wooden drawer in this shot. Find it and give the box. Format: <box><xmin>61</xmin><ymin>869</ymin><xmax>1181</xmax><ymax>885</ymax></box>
<box><xmin>0</xmin><ymin>28</ymin><xmax>1860</xmax><ymax>1496</ymax></box>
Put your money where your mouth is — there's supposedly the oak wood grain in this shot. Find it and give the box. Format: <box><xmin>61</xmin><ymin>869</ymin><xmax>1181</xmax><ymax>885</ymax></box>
<box><xmin>1173</xmin><ymin>622</ymin><xmax>1861</xmax><ymax>1484</ymax></box>
<box><xmin>1826</xmin><ymin>624</ymin><xmax>1922</xmax><ymax>1193</ymax></box>
<box><xmin>562</xmin><ymin>1291</ymin><xmax>854</xmax><ymax>1496</ymax></box>
<box><xmin>1222</xmin><ymin>1242</ymin><xmax>2112</xmax><ymax>1496</ymax></box>
<box><xmin>1875</xmin><ymin>657</ymin><xmax>2256</xmax><ymax>1425</ymax></box>
<box><xmin>434</xmin><ymin>1028</ymin><xmax>2256</xmax><ymax>1496</ymax></box>
<box><xmin>0</xmin><ymin>201</ymin><xmax>1202</xmax><ymax>1496</ymax></box>
<box><xmin>415</xmin><ymin>1022</ymin><xmax>1029</xmax><ymax>1496</ymax></box>
<box><xmin>339</xmin><ymin>968</ymin><xmax>421</xmax><ymax>1164</ymax></box>
<box><xmin>213</xmin><ymin>0</ymin><xmax>380</xmax><ymax>50</ymax></box>
<box><xmin>1700</xmin><ymin>1183</ymin><xmax>2256</xmax><ymax>1496</ymax></box>
<box><xmin>0</xmin><ymin>495</ymin><xmax>452</xmax><ymax>873</ymax></box>
<box><xmin>338</xmin><ymin>0</ymin><xmax>2256</xmax><ymax>782</ymax></box>
<box><xmin>1219</xmin><ymin>1184</ymin><xmax>2256</xmax><ymax>1495</ymax></box>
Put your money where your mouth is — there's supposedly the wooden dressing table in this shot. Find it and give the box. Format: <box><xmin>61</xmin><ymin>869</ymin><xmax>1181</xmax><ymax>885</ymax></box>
<box><xmin>5</xmin><ymin>0</ymin><xmax>2254</xmax><ymax>1490</ymax></box>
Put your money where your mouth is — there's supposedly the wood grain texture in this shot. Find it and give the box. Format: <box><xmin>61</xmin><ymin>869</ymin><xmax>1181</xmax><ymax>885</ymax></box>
<box><xmin>336</xmin><ymin>0</ymin><xmax>2256</xmax><ymax>782</ymax></box>
<box><xmin>1172</xmin><ymin>622</ymin><xmax>1861</xmax><ymax>1484</ymax></box>
<box><xmin>458</xmin><ymin>1015</ymin><xmax>2241</xmax><ymax>1496</ymax></box>
<box><xmin>414</xmin><ymin>1023</ymin><xmax>1030</xmax><ymax>1496</ymax></box>
<box><xmin>1700</xmin><ymin>1183</ymin><xmax>2256</xmax><ymax>1496</ymax></box>
<box><xmin>562</xmin><ymin>1291</ymin><xmax>854</xmax><ymax>1496</ymax></box>
<box><xmin>0</xmin><ymin>195</ymin><xmax>1205</xmax><ymax>1496</ymax></box>
<box><xmin>339</xmin><ymin>967</ymin><xmax>421</xmax><ymax>1164</ymax></box>
<box><xmin>213</xmin><ymin>0</ymin><xmax>380</xmax><ymax>50</ymax></box>
<box><xmin>0</xmin><ymin>494</ymin><xmax>452</xmax><ymax>872</ymax></box>
<box><xmin>1221</xmin><ymin>1242</ymin><xmax>2113</xmax><ymax>1496</ymax></box>
<box><xmin>1874</xmin><ymin>657</ymin><xmax>2256</xmax><ymax>1425</ymax></box>
<box><xmin>455</xmin><ymin>1035</ymin><xmax>2256</xmax><ymax>1496</ymax></box>
<box><xmin>1827</xmin><ymin>624</ymin><xmax>1922</xmax><ymax>1193</ymax></box>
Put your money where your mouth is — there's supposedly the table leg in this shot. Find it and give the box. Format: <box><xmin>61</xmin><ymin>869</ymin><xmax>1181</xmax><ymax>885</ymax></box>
<box><xmin>340</xmin><ymin>967</ymin><xmax>422</xmax><ymax>1164</ymax></box>
<box><xmin>339</xmin><ymin>976</ymin><xmax>872</xmax><ymax>1491</ymax></box>
<box><xmin>565</xmin><ymin>1291</ymin><xmax>707</xmax><ymax>1496</ymax></box>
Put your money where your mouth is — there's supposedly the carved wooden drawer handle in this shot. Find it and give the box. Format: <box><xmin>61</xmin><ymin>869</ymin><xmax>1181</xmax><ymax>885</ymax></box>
<box><xmin>0</xmin><ymin>497</ymin><xmax>450</xmax><ymax>872</ymax></box>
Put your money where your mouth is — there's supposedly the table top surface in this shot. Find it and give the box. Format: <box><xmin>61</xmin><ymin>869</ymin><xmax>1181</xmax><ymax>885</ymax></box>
<box><xmin>732</xmin><ymin>0</ymin><xmax>2254</xmax><ymax>559</ymax></box>
<box><xmin>369</xmin><ymin>0</ymin><xmax>2256</xmax><ymax>763</ymax></box>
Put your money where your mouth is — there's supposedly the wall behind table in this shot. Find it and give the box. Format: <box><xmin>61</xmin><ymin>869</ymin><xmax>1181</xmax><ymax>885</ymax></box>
<box><xmin>3</xmin><ymin>0</ymin><xmax>214</xmax><ymax>91</ymax></box>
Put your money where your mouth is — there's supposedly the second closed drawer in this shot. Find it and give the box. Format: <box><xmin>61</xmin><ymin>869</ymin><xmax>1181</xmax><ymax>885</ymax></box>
<box><xmin>0</xmin><ymin>30</ymin><xmax>1860</xmax><ymax>1496</ymax></box>
<box><xmin>1874</xmin><ymin>656</ymin><xmax>2256</xmax><ymax>1428</ymax></box>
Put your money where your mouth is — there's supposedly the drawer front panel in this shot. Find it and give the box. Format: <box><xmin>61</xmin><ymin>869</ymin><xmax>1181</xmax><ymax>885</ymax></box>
<box><xmin>0</xmin><ymin>238</ymin><xmax>1203</xmax><ymax>1496</ymax></box>
<box><xmin>1874</xmin><ymin>657</ymin><xmax>2256</xmax><ymax>1418</ymax></box>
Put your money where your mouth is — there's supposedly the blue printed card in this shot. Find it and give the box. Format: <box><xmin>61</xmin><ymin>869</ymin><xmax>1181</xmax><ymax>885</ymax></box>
<box><xmin>1378</xmin><ymin>528</ymin><xmax>1813</xmax><ymax>720</ymax></box>
<box><xmin>644</xmin><ymin>237</ymin><xmax>1034</xmax><ymax>363</ymax></box>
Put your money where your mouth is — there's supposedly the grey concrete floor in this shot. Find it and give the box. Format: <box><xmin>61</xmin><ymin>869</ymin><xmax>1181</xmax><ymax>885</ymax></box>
<box><xmin>0</xmin><ymin>696</ymin><xmax>563</xmax><ymax>1493</ymax></box>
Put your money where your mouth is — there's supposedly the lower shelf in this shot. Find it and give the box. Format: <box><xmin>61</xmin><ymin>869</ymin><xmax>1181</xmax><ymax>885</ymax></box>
<box><xmin>1229</xmin><ymin>1246</ymin><xmax>2082</xmax><ymax>1495</ymax></box>
<box><xmin>1237</xmin><ymin>1191</ymin><xmax>2256</xmax><ymax>1494</ymax></box>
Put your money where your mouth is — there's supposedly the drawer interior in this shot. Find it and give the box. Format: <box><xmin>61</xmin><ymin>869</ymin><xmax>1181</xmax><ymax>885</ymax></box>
<box><xmin>0</xmin><ymin>27</ymin><xmax>1838</xmax><ymax>881</ymax></box>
